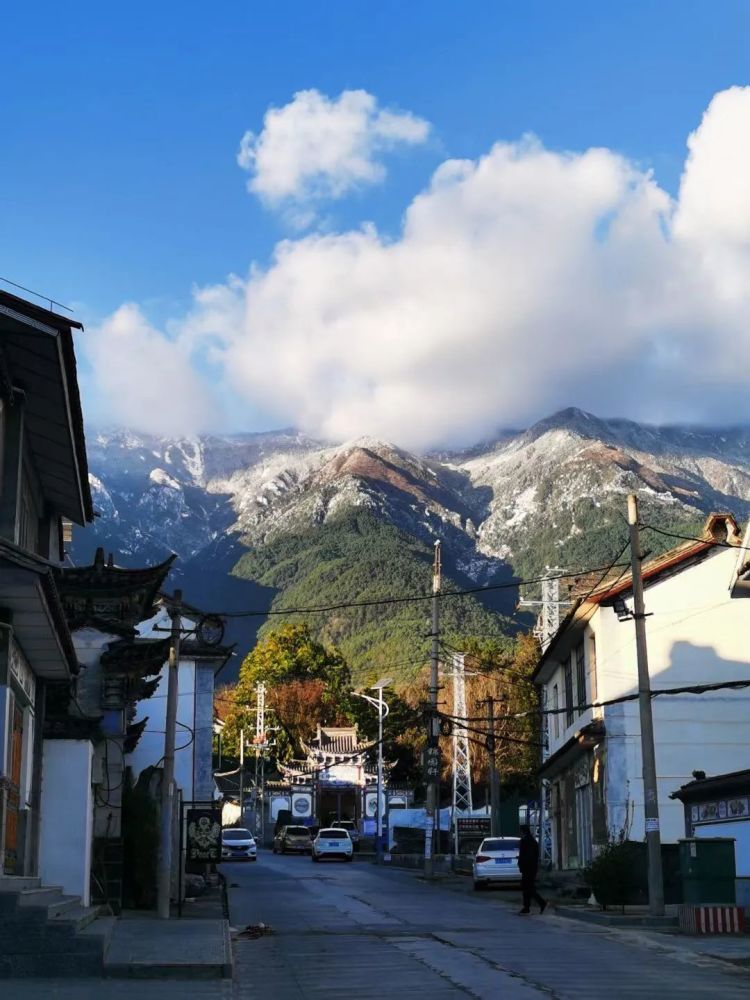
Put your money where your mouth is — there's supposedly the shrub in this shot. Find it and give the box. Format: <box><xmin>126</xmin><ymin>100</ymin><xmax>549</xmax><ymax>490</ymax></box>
<box><xmin>584</xmin><ymin>838</ymin><xmax>642</xmax><ymax>909</ymax></box>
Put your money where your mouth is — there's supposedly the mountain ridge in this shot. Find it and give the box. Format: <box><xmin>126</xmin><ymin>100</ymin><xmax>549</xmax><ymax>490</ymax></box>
<box><xmin>73</xmin><ymin>410</ymin><xmax>750</xmax><ymax>681</ymax></box>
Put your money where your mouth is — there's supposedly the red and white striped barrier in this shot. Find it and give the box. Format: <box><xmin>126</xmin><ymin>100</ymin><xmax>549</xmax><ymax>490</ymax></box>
<box><xmin>678</xmin><ymin>904</ymin><xmax>746</xmax><ymax>934</ymax></box>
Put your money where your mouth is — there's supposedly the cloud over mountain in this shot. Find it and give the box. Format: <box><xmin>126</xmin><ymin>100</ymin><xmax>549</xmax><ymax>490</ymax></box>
<box><xmin>236</xmin><ymin>88</ymin><xmax>430</xmax><ymax>225</ymax></box>
<box><xmin>84</xmin><ymin>87</ymin><xmax>750</xmax><ymax>448</ymax></box>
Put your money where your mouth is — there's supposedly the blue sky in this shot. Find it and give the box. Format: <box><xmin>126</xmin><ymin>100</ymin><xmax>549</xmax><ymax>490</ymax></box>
<box><xmin>3</xmin><ymin>2</ymin><xmax>750</xmax><ymax>443</ymax></box>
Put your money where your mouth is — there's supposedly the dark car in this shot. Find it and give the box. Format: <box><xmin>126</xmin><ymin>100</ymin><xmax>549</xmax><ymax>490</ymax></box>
<box><xmin>330</xmin><ymin>819</ymin><xmax>360</xmax><ymax>849</ymax></box>
<box><xmin>273</xmin><ymin>825</ymin><xmax>312</xmax><ymax>854</ymax></box>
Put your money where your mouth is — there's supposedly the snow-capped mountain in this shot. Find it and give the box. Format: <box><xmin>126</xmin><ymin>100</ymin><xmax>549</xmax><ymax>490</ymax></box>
<box><xmin>72</xmin><ymin>410</ymin><xmax>750</xmax><ymax>677</ymax></box>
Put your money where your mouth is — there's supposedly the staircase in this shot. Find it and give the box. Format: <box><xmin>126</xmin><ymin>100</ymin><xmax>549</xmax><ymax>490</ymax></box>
<box><xmin>0</xmin><ymin>875</ymin><xmax>116</xmax><ymax>977</ymax></box>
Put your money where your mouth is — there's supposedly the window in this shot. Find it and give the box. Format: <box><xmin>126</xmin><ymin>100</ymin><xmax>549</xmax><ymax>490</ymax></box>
<box><xmin>552</xmin><ymin>684</ymin><xmax>559</xmax><ymax>739</ymax></box>
<box><xmin>575</xmin><ymin>642</ymin><xmax>586</xmax><ymax>716</ymax></box>
<box><xmin>564</xmin><ymin>658</ymin><xmax>574</xmax><ymax>728</ymax></box>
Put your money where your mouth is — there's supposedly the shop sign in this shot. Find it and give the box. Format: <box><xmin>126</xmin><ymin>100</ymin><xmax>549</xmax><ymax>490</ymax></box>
<box><xmin>185</xmin><ymin>807</ymin><xmax>221</xmax><ymax>863</ymax></box>
<box><xmin>9</xmin><ymin>639</ymin><xmax>35</xmax><ymax>703</ymax></box>
<box><xmin>456</xmin><ymin>817</ymin><xmax>491</xmax><ymax>834</ymax></box>
<box><xmin>423</xmin><ymin>746</ymin><xmax>441</xmax><ymax>781</ymax></box>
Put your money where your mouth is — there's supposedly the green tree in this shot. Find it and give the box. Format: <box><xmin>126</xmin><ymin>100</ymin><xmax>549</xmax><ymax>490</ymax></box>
<box><xmin>219</xmin><ymin>624</ymin><xmax>358</xmax><ymax>762</ymax></box>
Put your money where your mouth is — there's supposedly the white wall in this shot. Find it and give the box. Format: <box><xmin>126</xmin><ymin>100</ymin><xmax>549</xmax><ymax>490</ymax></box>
<box><xmin>39</xmin><ymin>740</ymin><xmax>93</xmax><ymax>904</ymax></box>
<box><xmin>543</xmin><ymin>547</ymin><xmax>750</xmax><ymax>844</ymax></box>
<box><xmin>126</xmin><ymin>658</ymin><xmax>197</xmax><ymax>801</ymax></box>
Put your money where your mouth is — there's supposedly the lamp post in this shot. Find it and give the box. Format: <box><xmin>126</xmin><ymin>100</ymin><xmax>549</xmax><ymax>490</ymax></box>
<box><xmin>353</xmin><ymin>677</ymin><xmax>392</xmax><ymax>862</ymax></box>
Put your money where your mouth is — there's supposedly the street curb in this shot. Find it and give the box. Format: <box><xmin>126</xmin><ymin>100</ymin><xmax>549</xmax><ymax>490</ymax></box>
<box><xmin>554</xmin><ymin>905</ymin><xmax>678</xmax><ymax>928</ymax></box>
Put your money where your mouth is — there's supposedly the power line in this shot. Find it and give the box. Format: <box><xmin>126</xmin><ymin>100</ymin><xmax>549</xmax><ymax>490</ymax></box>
<box><xmin>206</xmin><ymin>559</ymin><xmax>632</xmax><ymax>621</ymax></box>
<box><xmin>440</xmin><ymin>676</ymin><xmax>750</xmax><ymax>723</ymax></box>
<box><xmin>641</xmin><ymin>523</ymin><xmax>750</xmax><ymax>553</ymax></box>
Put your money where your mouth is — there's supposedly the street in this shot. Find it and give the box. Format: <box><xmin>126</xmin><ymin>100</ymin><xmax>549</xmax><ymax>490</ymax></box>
<box><xmin>3</xmin><ymin>850</ymin><xmax>750</xmax><ymax>997</ymax></box>
<box><xmin>229</xmin><ymin>852</ymin><xmax>750</xmax><ymax>999</ymax></box>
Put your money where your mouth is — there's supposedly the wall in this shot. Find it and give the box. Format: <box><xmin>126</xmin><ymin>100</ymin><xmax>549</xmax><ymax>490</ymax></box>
<box><xmin>193</xmin><ymin>663</ymin><xmax>215</xmax><ymax>801</ymax></box>
<box><xmin>126</xmin><ymin>658</ymin><xmax>196</xmax><ymax>801</ymax></box>
<box><xmin>39</xmin><ymin>740</ymin><xmax>93</xmax><ymax>904</ymax></box>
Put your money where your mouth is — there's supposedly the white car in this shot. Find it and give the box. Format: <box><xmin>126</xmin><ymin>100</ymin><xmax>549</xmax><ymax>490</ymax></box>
<box><xmin>311</xmin><ymin>828</ymin><xmax>354</xmax><ymax>862</ymax></box>
<box><xmin>473</xmin><ymin>836</ymin><xmax>521</xmax><ymax>890</ymax></box>
<box><xmin>221</xmin><ymin>827</ymin><xmax>257</xmax><ymax>862</ymax></box>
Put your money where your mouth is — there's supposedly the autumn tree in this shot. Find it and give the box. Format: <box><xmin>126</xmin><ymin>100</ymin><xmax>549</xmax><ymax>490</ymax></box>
<box><xmin>217</xmin><ymin>624</ymin><xmax>360</xmax><ymax>762</ymax></box>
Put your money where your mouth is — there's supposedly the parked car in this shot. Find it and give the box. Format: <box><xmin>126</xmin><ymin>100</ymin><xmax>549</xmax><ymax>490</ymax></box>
<box><xmin>221</xmin><ymin>827</ymin><xmax>257</xmax><ymax>862</ymax></box>
<box><xmin>311</xmin><ymin>828</ymin><xmax>354</xmax><ymax>862</ymax></box>
<box><xmin>273</xmin><ymin>825</ymin><xmax>312</xmax><ymax>854</ymax></box>
<box><xmin>330</xmin><ymin>819</ymin><xmax>360</xmax><ymax>849</ymax></box>
<box><xmin>473</xmin><ymin>837</ymin><xmax>521</xmax><ymax>890</ymax></box>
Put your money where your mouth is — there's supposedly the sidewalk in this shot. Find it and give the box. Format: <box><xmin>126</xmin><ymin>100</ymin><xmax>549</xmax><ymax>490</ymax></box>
<box><xmin>104</xmin><ymin>914</ymin><xmax>232</xmax><ymax>979</ymax></box>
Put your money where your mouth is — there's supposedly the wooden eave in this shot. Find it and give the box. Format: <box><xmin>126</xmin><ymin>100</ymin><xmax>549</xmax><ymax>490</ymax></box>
<box><xmin>0</xmin><ymin>290</ymin><xmax>92</xmax><ymax>524</ymax></box>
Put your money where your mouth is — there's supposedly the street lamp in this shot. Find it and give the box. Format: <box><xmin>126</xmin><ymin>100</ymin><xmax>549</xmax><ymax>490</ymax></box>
<box><xmin>353</xmin><ymin>677</ymin><xmax>392</xmax><ymax>863</ymax></box>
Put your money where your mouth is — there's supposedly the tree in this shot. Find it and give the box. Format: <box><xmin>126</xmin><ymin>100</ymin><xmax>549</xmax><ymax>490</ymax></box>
<box><xmin>399</xmin><ymin>632</ymin><xmax>541</xmax><ymax>799</ymax></box>
<box><xmin>217</xmin><ymin>624</ymin><xmax>358</xmax><ymax>762</ymax></box>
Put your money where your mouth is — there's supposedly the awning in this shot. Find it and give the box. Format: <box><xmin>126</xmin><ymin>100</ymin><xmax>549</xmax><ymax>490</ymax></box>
<box><xmin>0</xmin><ymin>540</ymin><xmax>77</xmax><ymax>678</ymax></box>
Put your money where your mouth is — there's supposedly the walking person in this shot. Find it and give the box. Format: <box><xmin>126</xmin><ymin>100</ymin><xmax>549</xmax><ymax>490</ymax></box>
<box><xmin>518</xmin><ymin>824</ymin><xmax>547</xmax><ymax>915</ymax></box>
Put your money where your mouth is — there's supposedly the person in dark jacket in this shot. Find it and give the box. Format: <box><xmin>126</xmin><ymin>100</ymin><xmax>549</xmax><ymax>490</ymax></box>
<box><xmin>518</xmin><ymin>825</ymin><xmax>547</xmax><ymax>914</ymax></box>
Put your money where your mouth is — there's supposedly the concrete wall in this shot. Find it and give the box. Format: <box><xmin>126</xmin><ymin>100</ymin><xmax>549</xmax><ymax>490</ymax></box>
<box><xmin>127</xmin><ymin>658</ymin><xmax>197</xmax><ymax>800</ymax></box>
<box><xmin>39</xmin><ymin>740</ymin><xmax>93</xmax><ymax>905</ymax></box>
<box><xmin>542</xmin><ymin>547</ymin><xmax>750</xmax><ymax>846</ymax></box>
<box><xmin>193</xmin><ymin>663</ymin><xmax>215</xmax><ymax>801</ymax></box>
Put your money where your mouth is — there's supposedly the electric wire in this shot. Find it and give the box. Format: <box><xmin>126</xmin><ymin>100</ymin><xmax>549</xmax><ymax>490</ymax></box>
<box><xmin>201</xmin><ymin>559</ymin><xmax>633</xmax><ymax>620</ymax></box>
<box><xmin>438</xmin><ymin>676</ymin><xmax>750</xmax><ymax>723</ymax></box>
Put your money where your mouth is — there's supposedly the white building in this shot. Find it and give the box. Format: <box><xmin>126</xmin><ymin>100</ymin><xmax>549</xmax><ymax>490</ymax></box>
<box><xmin>128</xmin><ymin>597</ymin><xmax>234</xmax><ymax>804</ymax></box>
<box><xmin>533</xmin><ymin>513</ymin><xmax>750</xmax><ymax>871</ymax></box>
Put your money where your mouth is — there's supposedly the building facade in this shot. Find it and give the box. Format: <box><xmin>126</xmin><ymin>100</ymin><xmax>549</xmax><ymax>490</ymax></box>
<box><xmin>534</xmin><ymin>514</ymin><xmax>750</xmax><ymax>871</ymax></box>
<box><xmin>0</xmin><ymin>291</ymin><xmax>92</xmax><ymax>881</ymax></box>
<box><xmin>52</xmin><ymin>549</ymin><xmax>176</xmax><ymax>909</ymax></box>
<box><xmin>129</xmin><ymin>597</ymin><xmax>233</xmax><ymax>804</ymax></box>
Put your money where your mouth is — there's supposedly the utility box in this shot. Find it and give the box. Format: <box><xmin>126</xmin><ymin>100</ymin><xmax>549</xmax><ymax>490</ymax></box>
<box><xmin>679</xmin><ymin>838</ymin><xmax>736</xmax><ymax>905</ymax></box>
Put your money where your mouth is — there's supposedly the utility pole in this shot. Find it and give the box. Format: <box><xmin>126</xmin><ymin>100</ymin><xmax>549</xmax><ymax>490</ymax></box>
<box><xmin>481</xmin><ymin>695</ymin><xmax>501</xmax><ymax>837</ymax></box>
<box><xmin>627</xmin><ymin>493</ymin><xmax>665</xmax><ymax>917</ymax></box>
<box><xmin>157</xmin><ymin>589</ymin><xmax>182</xmax><ymax>919</ymax></box>
<box><xmin>376</xmin><ymin>684</ymin><xmax>385</xmax><ymax>863</ymax></box>
<box><xmin>239</xmin><ymin>728</ymin><xmax>245</xmax><ymax>826</ymax></box>
<box><xmin>424</xmin><ymin>540</ymin><xmax>441</xmax><ymax>877</ymax></box>
<box><xmin>254</xmin><ymin>682</ymin><xmax>266</xmax><ymax>842</ymax></box>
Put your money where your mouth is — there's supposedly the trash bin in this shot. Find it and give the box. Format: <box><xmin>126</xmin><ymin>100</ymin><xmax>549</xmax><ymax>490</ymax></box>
<box><xmin>679</xmin><ymin>838</ymin><xmax>736</xmax><ymax>905</ymax></box>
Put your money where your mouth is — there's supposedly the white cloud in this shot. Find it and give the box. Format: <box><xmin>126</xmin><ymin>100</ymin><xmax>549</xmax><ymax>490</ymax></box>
<box><xmin>89</xmin><ymin>87</ymin><xmax>750</xmax><ymax>448</ymax></box>
<box><xmin>82</xmin><ymin>304</ymin><xmax>215</xmax><ymax>435</ymax></box>
<box><xmin>237</xmin><ymin>89</ymin><xmax>430</xmax><ymax>222</ymax></box>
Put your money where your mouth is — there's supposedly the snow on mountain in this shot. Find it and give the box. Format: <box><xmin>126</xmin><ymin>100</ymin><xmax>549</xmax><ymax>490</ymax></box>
<box><xmin>75</xmin><ymin>410</ymin><xmax>750</xmax><ymax>596</ymax></box>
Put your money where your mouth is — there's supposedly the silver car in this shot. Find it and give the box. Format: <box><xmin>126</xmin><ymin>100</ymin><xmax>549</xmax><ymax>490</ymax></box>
<box><xmin>311</xmin><ymin>828</ymin><xmax>354</xmax><ymax>862</ymax></box>
<box><xmin>473</xmin><ymin>836</ymin><xmax>521</xmax><ymax>889</ymax></box>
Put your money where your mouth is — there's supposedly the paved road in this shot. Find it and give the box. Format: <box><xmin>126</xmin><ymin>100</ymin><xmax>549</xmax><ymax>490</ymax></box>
<box><xmin>3</xmin><ymin>853</ymin><xmax>749</xmax><ymax>997</ymax></box>
<box><xmin>230</xmin><ymin>851</ymin><xmax>750</xmax><ymax>1000</ymax></box>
